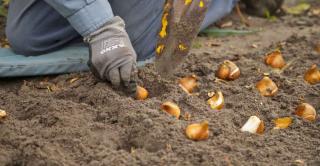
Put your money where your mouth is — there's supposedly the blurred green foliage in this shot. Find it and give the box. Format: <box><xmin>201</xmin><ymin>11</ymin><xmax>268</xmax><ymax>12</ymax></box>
<box><xmin>0</xmin><ymin>0</ymin><xmax>9</xmax><ymax>17</ymax></box>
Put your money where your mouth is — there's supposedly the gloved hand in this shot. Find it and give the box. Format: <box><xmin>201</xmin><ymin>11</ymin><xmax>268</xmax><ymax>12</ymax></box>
<box><xmin>84</xmin><ymin>16</ymin><xmax>137</xmax><ymax>90</ymax></box>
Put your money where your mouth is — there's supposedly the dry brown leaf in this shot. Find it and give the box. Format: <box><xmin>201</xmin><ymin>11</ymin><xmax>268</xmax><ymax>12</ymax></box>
<box><xmin>0</xmin><ymin>38</ymin><xmax>10</xmax><ymax>48</ymax></box>
<box><xmin>294</xmin><ymin>159</ymin><xmax>305</xmax><ymax>164</ymax></box>
<box><xmin>218</xmin><ymin>21</ymin><xmax>233</xmax><ymax>28</ymax></box>
<box><xmin>47</xmin><ymin>84</ymin><xmax>61</xmax><ymax>92</ymax></box>
<box><xmin>0</xmin><ymin>109</ymin><xmax>7</xmax><ymax>119</ymax></box>
<box><xmin>183</xmin><ymin>112</ymin><xmax>191</xmax><ymax>121</ymax></box>
<box><xmin>310</xmin><ymin>8</ymin><xmax>320</xmax><ymax>16</ymax></box>
<box><xmin>206</xmin><ymin>42</ymin><xmax>221</xmax><ymax>47</ymax></box>
<box><xmin>166</xmin><ymin>144</ymin><xmax>172</xmax><ymax>151</ymax></box>
<box><xmin>251</xmin><ymin>44</ymin><xmax>258</xmax><ymax>48</ymax></box>
<box><xmin>69</xmin><ymin>77</ymin><xmax>80</xmax><ymax>84</ymax></box>
<box><xmin>315</xmin><ymin>42</ymin><xmax>320</xmax><ymax>54</ymax></box>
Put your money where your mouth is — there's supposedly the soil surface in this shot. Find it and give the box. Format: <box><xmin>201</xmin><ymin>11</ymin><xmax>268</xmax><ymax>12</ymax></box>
<box><xmin>0</xmin><ymin>2</ymin><xmax>320</xmax><ymax>166</ymax></box>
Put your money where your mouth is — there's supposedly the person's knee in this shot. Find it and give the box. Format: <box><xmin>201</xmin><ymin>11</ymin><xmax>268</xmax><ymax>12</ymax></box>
<box><xmin>5</xmin><ymin>26</ymin><xmax>42</xmax><ymax>56</ymax></box>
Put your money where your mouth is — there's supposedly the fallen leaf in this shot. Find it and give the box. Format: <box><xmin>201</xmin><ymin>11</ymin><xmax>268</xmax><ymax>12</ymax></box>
<box><xmin>130</xmin><ymin>147</ymin><xmax>136</xmax><ymax>154</ymax></box>
<box><xmin>284</xmin><ymin>3</ymin><xmax>311</xmax><ymax>15</ymax></box>
<box><xmin>0</xmin><ymin>38</ymin><xmax>10</xmax><ymax>48</ymax></box>
<box><xmin>0</xmin><ymin>109</ymin><xmax>6</xmax><ymax>119</ymax></box>
<box><xmin>36</xmin><ymin>81</ymin><xmax>51</xmax><ymax>89</ymax></box>
<box><xmin>294</xmin><ymin>159</ymin><xmax>305</xmax><ymax>165</ymax></box>
<box><xmin>264</xmin><ymin>10</ymin><xmax>278</xmax><ymax>21</ymax></box>
<box><xmin>315</xmin><ymin>42</ymin><xmax>320</xmax><ymax>54</ymax></box>
<box><xmin>68</xmin><ymin>77</ymin><xmax>80</xmax><ymax>84</ymax></box>
<box><xmin>236</xmin><ymin>4</ymin><xmax>250</xmax><ymax>26</ymax></box>
<box><xmin>192</xmin><ymin>41</ymin><xmax>202</xmax><ymax>49</ymax></box>
<box><xmin>205</xmin><ymin>42</ymin><xmax>221</xmax><ymax>47</ymax></box>
<box><xmin>47</xmin><ymin>84</ymin><xmax>61</xmax><ymax>92</ymax></box>
<box><xmin>3</xmin><ymin>0</ymin><xmax>10</xmax><ymax>6</ymax></box>
<box><xmin>273</xmin><ymin>117</ymin><xmax>293</xmax><ymax>129</ymax></box>
<box><xmin>183</xmin><ymin>112</ymin><xmax>191</xmax><ymax>121</ymax></box>
<box><xmin>310</xmin><ymin>8</ymin><xmax>320</xmax><ymax>16</ymax></box>
<box><xmin>0</xmin><ymin>6</ymin><xmax>7</xmax><ymax>17</ymax></box>
<box><xmin>251</xmin><ymin>44</ymin><xmax>258</xmax><ymax>48</ymax></box>
<box><xmin>218</xmin><ymin>21</ymin><xmax>233</xmax><ymax>28</ymax></box>
<box><xmin>166</xmin><ymin>144</ymin><xmax>172</xmax><ymax>151</ymax></box>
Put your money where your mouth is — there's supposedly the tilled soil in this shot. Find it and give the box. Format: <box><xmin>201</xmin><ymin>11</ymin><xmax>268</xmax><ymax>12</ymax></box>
<box><xmin>0</xmin><ymin>4</ymin><xmax>320</xmax><ymax>166</ymax></box>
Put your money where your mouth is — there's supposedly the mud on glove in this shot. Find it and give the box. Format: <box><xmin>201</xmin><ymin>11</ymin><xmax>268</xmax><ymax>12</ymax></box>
<box><xmin>84</xmin><ymin>16</ymin><xmax>137</xmax><ymax>91</ymax></box>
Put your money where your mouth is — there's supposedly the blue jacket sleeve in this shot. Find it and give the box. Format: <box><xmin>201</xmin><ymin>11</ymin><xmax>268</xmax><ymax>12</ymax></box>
<box><xmin>44</xmin><ymin>0</ymin><xmax>114</xmax><ymax>36</ymax></box>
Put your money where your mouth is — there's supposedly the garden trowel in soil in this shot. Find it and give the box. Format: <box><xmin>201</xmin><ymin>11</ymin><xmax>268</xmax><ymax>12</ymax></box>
<box><xmin>155</xmin><ymin>0</ymin><xmax>211</xmax><ymax>78</ymax></box>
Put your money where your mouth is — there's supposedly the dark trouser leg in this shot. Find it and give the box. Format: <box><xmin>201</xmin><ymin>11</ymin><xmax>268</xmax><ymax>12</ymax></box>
<box><xmin>5</xmin><ymin>0</ymin><xmax>165</xmax><ymax>61</ymax></box>
<box><xmin>5</xmin><ymin>0</ymin><xmax>81</xmax><ymax>56</ymax></box>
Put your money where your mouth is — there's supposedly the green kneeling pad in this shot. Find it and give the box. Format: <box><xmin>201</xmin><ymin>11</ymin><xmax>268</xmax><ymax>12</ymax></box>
<box><xmin>0</xmin><ymin>46</ymin><xmax>152</xmax><ymax>77</ymax></box>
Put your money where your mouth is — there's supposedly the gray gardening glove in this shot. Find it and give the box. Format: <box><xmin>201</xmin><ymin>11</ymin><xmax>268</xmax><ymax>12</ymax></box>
<box><xmin>84</xmin><ymin>16</ymin><xmax>137</xmax><ymax>91</ymax></box>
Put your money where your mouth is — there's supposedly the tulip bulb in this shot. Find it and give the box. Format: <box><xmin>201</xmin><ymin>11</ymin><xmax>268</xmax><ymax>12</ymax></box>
<box><xmin>216</xmin><ymin>60</ymin><xmax>240</xmax><ymax>81</ymax></box>
<box><xmin>161</xmin><ymin>102</ymin><xmax>181</xmax><ymax>119</ymax></box>
<box><xmin>265</xmin><ymin>50</ymin><xmax>286</xmax><ymax>69</ymax></box>
<box><xmin>241</xmin><ymin>116</ymin><xmax>265</xmax><ymax>134</ymax></box>
<box><xmin>136</xmin><ymin>86</ymin><xmax>149</xmax><ymax>100</ymax></box>
<box><xmin>273</xmin><ymin>117</ymin><xmax>293</xmax><ymax>129</ymax></box>
<box><xmin>186</xmin><ymin>121</ymin><xmax>209</xmax><ymax>141</ymax></box>
<box><xmin>256</xmin><ymin>76</ymin><xmax>278</xmax><ymax>97</ymax></box>
<box><xmin>207</xmin><ymin>91</ymin><xmax>224</xmax><ymax>110</ymax></box>
<box><xmin>179</xmin><ymin>75</ymin><xmax>198</xmax><ymax>94</ymax></box>
<box><xmin>295</xmin><ymin>103</ymin><xmax>317</xmax><ymax>122</ymax></box>
<box><xmin>0</xmin><ymin>109</ymin><xmax>6</xmax><ymax>119</ymax></box>
<box><xmin>304</xmin><ymin>64</ymin><xmax>320</xmax><ymax>85</ymax></box>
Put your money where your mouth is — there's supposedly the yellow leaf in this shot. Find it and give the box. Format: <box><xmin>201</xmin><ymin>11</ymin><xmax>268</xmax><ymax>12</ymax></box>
<box><xmin>156</xmin><ymin>44</ymin><xmax>165</xmax><ymax>55</ymax></box>
<box><xmin>199</xmin><ymin>1</ymin><xmax>204</xmax><ymax>8</ymax></box>
<box><xmin>178</xmin><ymin>44</ymin><xmax>187</xmax><ymax>51</ymax></box>
<box><xmin>3</xmin><ymin>0</ymin><xmax>10</xmax><ymax>6</ymax></box>
<box><xmin>285</xmin><ymin>3</ymin><xmax>311</xmax><ymax>15</ymax></box>
<box><xmin>159</xmin><ymin>13</ymin><xmax>169</xmax><ymax>38</ymax></box>
<box><xmin>185</xmin><ymin>0</ymin><xmax>192</xmax><ymax>5</ymax></box>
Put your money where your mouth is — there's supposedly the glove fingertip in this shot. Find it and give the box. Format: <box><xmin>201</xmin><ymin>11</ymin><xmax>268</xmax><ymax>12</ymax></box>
<box><xmin>108</xmin><ymin>69</ymin><xmax>121</xmax><ymax>87</ymax></box>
